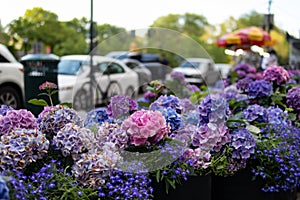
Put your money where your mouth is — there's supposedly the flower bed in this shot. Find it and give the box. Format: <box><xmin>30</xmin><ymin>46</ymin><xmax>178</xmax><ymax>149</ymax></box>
<box><xmin>0</xmin><ymin>65</ymin><xmax>299</xmax><ymax>199</ymax></box>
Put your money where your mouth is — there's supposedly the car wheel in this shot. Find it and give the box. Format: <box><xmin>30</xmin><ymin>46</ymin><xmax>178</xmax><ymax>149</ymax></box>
<box><xmin>126</xmin><ymin>86</ymin><xmax>137</xmax><ymax>99</ymax></box>
<box><xmin>73</xmin><ymin>89</ymin><xmax>93</xmax><ymax>111</ymax></box>
<box><xmin>0</xmin><ymin>86</ymin><xmax>22</xmax><ymax>109</ymax></box>
<box><xmin>106</xmin><ymin>82</ymin><xmax>121</xmax><ymax>101</ymax></box>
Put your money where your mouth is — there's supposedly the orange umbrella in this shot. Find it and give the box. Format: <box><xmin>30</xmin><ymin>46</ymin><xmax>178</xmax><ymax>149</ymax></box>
<box><xmin>216</xmin><ymin>26</ymin><xmax>275</xmax><ymax>48</ymax></box>
<box><xmin>234</xmin><ymin>26</ymin><xmax>273</xmax><ymax>46</ymax></box>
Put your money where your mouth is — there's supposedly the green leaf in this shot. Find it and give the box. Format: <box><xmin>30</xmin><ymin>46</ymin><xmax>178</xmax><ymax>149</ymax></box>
<box><xmin>246</xmin><ymin>124</ymin><xmax>261</xmax><ymax>134</ymax></box>
<box><xmin>28</xmin><ymin>98</ymin><xmax>48</xmax><ymax>106</ymax></box>
<box><xmin>156</xmin><ymin>170</ymin><xmax>160</xmax><ymax>182</ymax></box>
<box><xmin>50</xmin><ymin>90</ymin><xmax>58</xmax><ymax>96</ymax></box>
<box><xmin>166</xmin><ymin>178</ymin><xmax>176</xmax><ymax>189</ymax></box>
<box><xmin>37</xmin><ymin>92</ymin><xmax>48</xmax><ymax>96</ymax></box>
<box><xmin>60</xmin><ymin>102</ymin><xmax>73</xmax><ymax>108</ymax></box>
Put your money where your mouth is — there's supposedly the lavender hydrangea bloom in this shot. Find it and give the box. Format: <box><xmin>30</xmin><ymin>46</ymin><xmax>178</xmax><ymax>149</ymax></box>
<box><xmin>53</xmin><ymin>123</ymin><xmax>96</xmax><ymax>158</ymax></box>
<box><xmin>0</xmin><ymin>177</ymin><xmax>9</xmax><ymax>200</ymax></box>
<box><xmin>198</xmin><ymin>94</ymin><xmax>230</xmax><ymax>126</ymax></box>
<box><xmin>286</xmin><ymin>87</ymin><xmax>300</xmax><ymax>112</ymax></box>
<box><xmin>0</xmin><ymin>105</ymin><xmax>13</xmax><ymax>116</ymax></box>
<box><xmin>95</xmin><ymin>122</ymin><xmax>129</xmax><ymax>150</ymax></box>
<box><xmin>107</xmin><ymin>94</ymin><xmax>138</xmax><ymax>119</ymax></box>
<box><xmin>72</xmin><ymin>143</ymin><xmax>122</xmax><ymax>187</ymax></box>
<box><xmin>179</xmin><ymin>98</ymin><xmax>196</xmax><ymax>114</ymax></box>
<box><xmin>84</xmin><ymin>108</ymin><xmax>114</xmax><ymax>128</ymax></box>
<box><xmin>242</xmin><ymin>104</ymin><xmax>268</xmax><ymax>123</ymax></box>
<box><xmin>0</xmin><ymin>128</ymin><xmax>49</xmax><ymax>171</ymax></box>
<box><xmin>149</xmin><ymin>95</ymin><xmax>182</xmax><ymax>114</ymax></box>
<box><xmin>263</xmin><ymin>65</ymin><xmax>290</xmax><ymax>85</ymax></box>
<box><xmin>231</xmin><ymin>128</ymin><xmax>256</xmax><ymax>159</ymax></box>
<box><xmin>193</xmin><ymin>123</ymin><xmax>231</xmax><ymax>152</ymax></box>
<box><xmin>170</xmin><ymin>124</ymin><xmax>196</xmax><ymax>144</ymax></box>
<box><xmin>170</xmin><ymin>71</ymin><xmax>186</xmax><ymax>84</ymax></box>
<box><xmin>186</xmin><ymin>84</ymin><xmax>200</xmax><ymax>92</ymax></box>
<box><xmin>37</xmin><ymin>105</ymin><xmax>83</xmax><ymax>138</ymax></box>
<box><xmin>247</xmin><ymin>80</ymin><xmax>272</xmax><ymax>99</ymax></box>
<box><xmin>0</xmin><ymin>109</ymin><xmax>37</xmax><ymax>136</ymax></box>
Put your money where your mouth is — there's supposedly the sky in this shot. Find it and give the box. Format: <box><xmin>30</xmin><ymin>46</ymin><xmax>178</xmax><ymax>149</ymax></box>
<box><xmin>0</xmin><ymin>0</ymin><xmax>299</xmax><ymax>37</ymax></box>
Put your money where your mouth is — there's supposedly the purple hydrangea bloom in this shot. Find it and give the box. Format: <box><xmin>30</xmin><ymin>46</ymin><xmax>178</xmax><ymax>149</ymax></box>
<box><xmin>231</xmin><ymin>128</ymin><xmax>256</xmax><ymax>159</ymax></box>
<box><xmin>143</xmin><ymin>91</ymin><xmax>155</xmax><ymax>101</ymax></box>
<box><xmin>149</xmin><ymin>95</ymin><xmax>182</xmax><ymax>114</ymax></box>
<box><xmin>53</xmin><ymin>123</ymin><xmax>96</xmax><ymax>158</ymax></box>
<box><xmin>286</xmin><ymin>87</ymin><xmax>300</xmax><ymax>112</ymax></box>
<box><xmin>0</xmin><ymin>176</ymin><xmax>9</xmax><ymax>200</ymax></box>
<box><xmin>198</xmin><ymin>94</ymin><xmax>230</xmax><ymax>126</ymax></box>
<box><xmin>84</xmin><ymin>108</ymin><xmax>114</xmax><ymax>128</ymax></box>
<box><xmin>236</xmin><ymin>77</ymin><xmax>254</xmax><ymax>91</ymax></box>
<box><xmin>0</xmin><ymin>109</ymin><xmax>37</xmax><ymax>136</ymax></box>
<box><xmin>107</xmin><ymin>94</ymin><xmax>138</xmax><ymax>119</ymax></box>
<box><xmin>242</xmin><ymin>104</ymin><xmax>268</xmax><ymax>123</ymax></box>
<box><xmin>95</xmin><ymin>122</ymin><xmax>129</xmax><ymax>150</ymax></box>
<box><xmin>37</xmin><ymin>105</ymin><xmax>83</xmax><ymax>138</ymax></box>
<box><xmin>0</xmin><ymin>105</ymin><xmax>13</xmax><ymax>116</ymax></box>
<box><xmin>263</xmin><ymin>66</ymin><xmax>290</xmax><ymax>85</ymax></box>
<box><xmin>234</xmin><ymin>63</ymin><xmax>257</xmax><ymax>79</ymax></box>
<box><xmin>247</xmin><ymin>80</ymin><xmax>272</xmax><ymax>99</ymax></box>
<box><xmin>0</xmin><ymin>128</ymin><xmax>49</xmax><ymax>171</ymax></box>
<box><xmin>72</xmin><ymin>144</ymin><xmax>122</xmax><ymax>187</ymax></box>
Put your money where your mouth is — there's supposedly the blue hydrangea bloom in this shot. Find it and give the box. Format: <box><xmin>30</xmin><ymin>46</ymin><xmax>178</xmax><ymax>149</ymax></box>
<box><xmin>247</xmin><ymin>80</ymin><xmax>272</xmax><ymax>99</ymax></box>
<box><xmin>0</xmin><ymin>177</ymin><xmax>9</xmax><ymax>200</ymax></box>
<box><xmin>84</xmin><ymin>108</ymin><xmax>113</xmax><ymax>128</ymax></box>
<box><xmin>242</xmin><ymin>104</ymin><xmax>268</xmax><ymax>123</ymax></box>
<box><xmin>231</xmin><ymin>128</ymin><xmax>256</xmax><ymax>160</ymax></box>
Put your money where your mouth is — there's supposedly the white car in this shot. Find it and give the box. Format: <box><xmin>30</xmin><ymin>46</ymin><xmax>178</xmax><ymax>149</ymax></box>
<box><xmin>214</xmin><ymin>63</ymin><xmax>232</xmax><ymax>79</ymax></box>
<box><xmin>58</xmin><ymin>55</ymin><xmax>138</xmax><ymax>111</ymax></box>
<box><xmin>0</xmin><ymin>44</ymin><xmax>24</xmax><ymax>109</ymax></box>
<box><xmin>171</xmin><ymin>58</ymin><xmax>220</xmax><ymax>86</ymax></box>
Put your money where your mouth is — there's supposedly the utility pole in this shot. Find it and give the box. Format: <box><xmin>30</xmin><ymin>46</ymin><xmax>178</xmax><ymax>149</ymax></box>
<box><xmin>266</xmin><ymin>0</ymin><xmax>274</xmax><ymax>33</ymax></box>
<box><xmin>89</xmin><ymin>0</ymin><xmax>94</xmax><ymax>111</ymax></box>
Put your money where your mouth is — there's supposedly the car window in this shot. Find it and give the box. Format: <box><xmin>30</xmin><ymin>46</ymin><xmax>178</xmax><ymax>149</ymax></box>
<box><xmin>0</xmin><ymin>54</ymin><xmax>9</xmax><ymax>63</ymax></box>
<box><xmin>180</xmin><ymin>61</ymin><xmax>200</xmax><ymax>68</ymax></box>
<box><xmin>99</xmin><ymin>62</ymin><xmax>125</xmax><ymax>74</ymax></box>
<box><xmin>58</xmin><ymin>60</ymin><xmax>88</xmax><ymax>75</ymax></box>
<box><xmin>125</xmin><ymin>62</ymin><xmax>139</xmax><ymax>69</ymax></box>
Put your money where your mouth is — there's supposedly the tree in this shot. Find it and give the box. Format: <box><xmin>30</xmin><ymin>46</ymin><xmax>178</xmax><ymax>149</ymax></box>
<box><xmin>151</xmin><ymin>13</ymin><xmax>210</xmax><ymax>42</ymax></box>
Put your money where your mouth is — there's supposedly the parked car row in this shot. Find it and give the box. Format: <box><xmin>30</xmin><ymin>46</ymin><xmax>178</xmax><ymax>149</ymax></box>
<box><xmin>0</xmin><ymin>44</ymin><xmax>24</xmax><ymax>109</ymax></box>
<box><xmin>0</xmin><ymin>44</ymin><xmax>232</xmax><ymax>110</ymax></box>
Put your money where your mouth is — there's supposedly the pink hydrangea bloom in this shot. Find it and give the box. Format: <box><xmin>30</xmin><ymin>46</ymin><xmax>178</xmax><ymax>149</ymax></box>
<box><xmin>121</xmin><ymin>109</ymin><xmax>170</xmax><ymax>146</ymax></box>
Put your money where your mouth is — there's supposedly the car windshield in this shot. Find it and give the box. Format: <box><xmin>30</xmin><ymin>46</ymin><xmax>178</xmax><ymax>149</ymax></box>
<box><xmin>179</xmin><ymin>61</ymin><xmax>200</xmax><ymax>68</ymax></box>
<box><xmin>58</xmin><ymin>60</ymin><xmax>89</xmax><ymax>75</ymax></box>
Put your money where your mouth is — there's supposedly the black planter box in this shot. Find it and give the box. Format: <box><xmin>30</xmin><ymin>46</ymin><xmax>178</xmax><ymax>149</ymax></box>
<box><xmin>212</xmin><ymin>170</ymin><xmax>297</xmax><ymax>200</ymax></box>
<box><xmin>151</xmin><ymin>175</ymin><xmax>211</xmax><ymax>200</ymax></box>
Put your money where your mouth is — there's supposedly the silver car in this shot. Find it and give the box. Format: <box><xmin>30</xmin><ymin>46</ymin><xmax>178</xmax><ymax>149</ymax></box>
<box><xmin>121</xmin><ymin>58</ymin><xmax>152</xmax><ymax>93</ymax></box>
